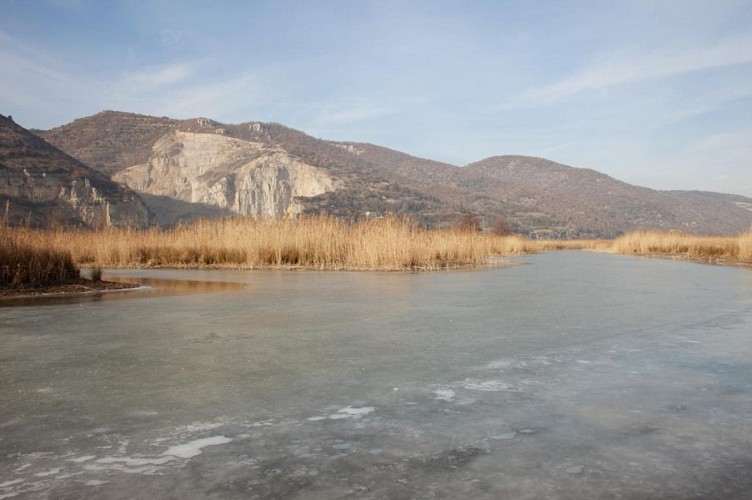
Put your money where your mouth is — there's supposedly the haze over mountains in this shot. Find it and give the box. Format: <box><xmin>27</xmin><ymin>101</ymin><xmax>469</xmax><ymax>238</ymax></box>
<box><xmin>3</xmin><ymin>110</ymin><xmax>750</xmax><ymax>236</ymax></box>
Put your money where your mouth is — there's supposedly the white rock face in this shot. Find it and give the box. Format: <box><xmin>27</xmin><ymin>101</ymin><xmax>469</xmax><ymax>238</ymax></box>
<box><xmin>114</xmin><ymin>131</ymin><xmax>335</xmax><ymax>217</ymax></box>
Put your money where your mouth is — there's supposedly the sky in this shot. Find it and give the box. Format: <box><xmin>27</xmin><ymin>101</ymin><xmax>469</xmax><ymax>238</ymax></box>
<box><xmin>1</xmin><ymin>0</ymin><xmax>751</xmax><ymax>197</ymax></box>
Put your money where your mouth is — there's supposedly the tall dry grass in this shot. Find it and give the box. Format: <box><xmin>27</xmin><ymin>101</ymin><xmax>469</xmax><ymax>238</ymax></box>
<box><xmin>607</xmin><ymin>230</ymin><xmax>752</xmax><ymax>264</ymax></box>
<box><xmin>0</xmin><ymin>227</ymin><xmax>80</xmax><ymax>288</ymax></box>
<box><xmin>532</xmin><ymin>239</ymin><xmax>606</xmax><ymax>251</ymax></box>
<box><xmin>4</xmin><ymin>215</ymin><xmax>537</xmax><ymax>271</ymax></box>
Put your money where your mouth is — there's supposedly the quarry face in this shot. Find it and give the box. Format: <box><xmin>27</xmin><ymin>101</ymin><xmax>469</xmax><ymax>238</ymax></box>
<box><xmin>114</xmin><ymin>131</ymin><xmax>335</xmax><ymax>218</ymax></box>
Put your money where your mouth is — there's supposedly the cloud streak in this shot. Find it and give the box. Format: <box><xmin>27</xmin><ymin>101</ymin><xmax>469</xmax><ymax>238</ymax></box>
<box><xmin>120</xmin><ymin>62</ymin><xmax>196</xmax><ymax>88</ymax></box>
<box><xmin>520</xmin><ymin>34</ymin><xmax>752</xmax><ymax>103</ymax></box>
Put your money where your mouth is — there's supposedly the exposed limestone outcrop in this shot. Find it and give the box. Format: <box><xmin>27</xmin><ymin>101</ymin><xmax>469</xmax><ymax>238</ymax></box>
<box><xmin>114</xmin><ymin>131</ymin><xmax>335</xmax><ymax>217</ymax></box>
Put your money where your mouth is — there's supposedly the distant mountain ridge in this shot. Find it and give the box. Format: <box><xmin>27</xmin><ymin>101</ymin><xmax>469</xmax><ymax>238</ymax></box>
<box><xmin>37</xmin><ymin>110</ymin><xmax>752</xmax><ymax>236</ymax></box>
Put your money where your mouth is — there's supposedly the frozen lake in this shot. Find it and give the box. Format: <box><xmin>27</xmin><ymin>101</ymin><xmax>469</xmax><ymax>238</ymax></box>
<box><xmin>2</xmin><ymin>252</ymin><xmax>752</xmax><ymax>499</ymax></box>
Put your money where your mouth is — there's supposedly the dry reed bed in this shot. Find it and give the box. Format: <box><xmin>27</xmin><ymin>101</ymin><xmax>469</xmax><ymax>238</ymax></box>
<box><xmin>1</xmin><ymin>229</ymin><xmax>79</xmax><ymax>288</ymax></box>
<box><xmin>532</xmin><ymin>239</ymin><xmax>605</xmax><ymax>251</ymax></box>
<box><xmin>606</xmin><ymin>230</ymin><xmax>752</xmax><ymax>264</ymax></box>
<box><xmin>4</xmin><ymin>216</ymin><xmax>536</xmax><ymax>271</ymax></box>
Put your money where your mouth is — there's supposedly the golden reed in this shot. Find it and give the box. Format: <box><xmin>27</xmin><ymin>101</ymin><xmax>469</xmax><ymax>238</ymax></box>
<box><xmin>1</xmin><ymin>227</ymin><xmax>79</xmax><ymax>288</ymax></box>
<box><xmin>606</xmin><ymin>230</ymin><xmax>752</xmax><ymax>264</ymax></box>
<box><xmin>2</xmin><ymin>215</ymin><xmax>535</xmax><ymax>272</ymax></box>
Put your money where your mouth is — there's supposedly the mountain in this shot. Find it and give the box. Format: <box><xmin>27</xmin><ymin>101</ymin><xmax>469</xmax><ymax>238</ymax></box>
<box><xmin>459</xmin><ymin>155</ymin><xmax>752</xmax><ymax>237</ymax></box>
<box><xmin>328</xmin><ymin>144</ymin><xmax>752</xmax><ymax>237</ymax></box>
<box><xmin>40</xmin><ymin>111</ymin><xmax>446</xmax><ymax>226</ymax></box>
<box><xmin>0</xmin><ymin>114</ymin><xmax>150</xmax><ymax>228</ymax></box>
<box><xmin>39</xmin><ymin>111</ymin><xmax>752</xmax><ymax>236</ymax></box>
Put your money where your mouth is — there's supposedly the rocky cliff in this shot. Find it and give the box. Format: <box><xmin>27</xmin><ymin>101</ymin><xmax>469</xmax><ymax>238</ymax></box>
<box><xmin>41</xmin><ymin>112</ymin><xmax>438</xmax><ymax>226</ymax></box>
<box><xmin>0</xmin><ymin>114</ymin><xmax>150</xmax><ymax>228</ymax></box>
<box><xmin>113</xmin><ymin>130</ymin><xmax>335</xmax><ymax>221</ymax></box>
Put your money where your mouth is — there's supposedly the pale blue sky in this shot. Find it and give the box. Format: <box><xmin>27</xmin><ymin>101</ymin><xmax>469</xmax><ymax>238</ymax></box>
<box><xmin>2</xmin><ymin>0</ymin><xmax>751</xmax><ymax>196</ymax></box>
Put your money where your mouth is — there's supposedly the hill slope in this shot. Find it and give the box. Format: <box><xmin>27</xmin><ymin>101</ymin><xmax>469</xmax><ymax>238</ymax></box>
<box><xmin>40</xmin><ymin>111</ymin><xmax>752</xmax><ymax>235</ymax></box>
<box><xmin>0</xmin><ymin>114</ymin><xmax>150</xmax><ymax>228</ymax></box>
<box><xmin>41</xmin><ymin>112</ymin><xmax>446</xmax><ymax>226</ymax></box>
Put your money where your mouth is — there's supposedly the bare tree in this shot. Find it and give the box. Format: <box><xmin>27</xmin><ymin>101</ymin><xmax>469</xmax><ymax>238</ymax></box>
<box><xmin>454</xmin><ymin>211</ymin><xmax>482</xmax><ymax>233</ymax></box>
<box><xmin>492</xmin><ymin>217</ymin><xmax>514</xmax><ymax>236</ymax></box>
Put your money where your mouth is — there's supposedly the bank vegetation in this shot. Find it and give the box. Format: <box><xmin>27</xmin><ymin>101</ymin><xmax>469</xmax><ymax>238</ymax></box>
<box><xmin>3</xmin><ymin>216</ymin><xmax>750</xmax><ymax>292</ymax></box>
<box><xmin>1</xmin><ymin>230</ymin><xmax>80</xmax><ymax>289</ymax></box>
<box><xmin>606</xmin><ymin>230</ymin><xmax>752</xmax><ymax>265</ymax></box>
<box><xmin>2</xmin><ymin>215</ymin><xmax>536</xmax><ymax>275</ymax></box>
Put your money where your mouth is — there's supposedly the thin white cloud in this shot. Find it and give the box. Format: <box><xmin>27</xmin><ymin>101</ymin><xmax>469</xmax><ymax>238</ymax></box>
<box><xmin>315</xmin><ymin>104</ymin><xmax>400</xmax><ymax>127</ymax></box>
<box><xmin>121</xmin><ymin>62</ymin><xmax>195</xmax><ymax>88</ymax></box>
<box><xmin>519</xmin><ymin>33</ymin><xmax>752</xmax><ymax>103</ymax></box>
<box><xmin>155</xmin><ymin>73</ymin><xmax>263</xmax><ymax>118</ymax></box>
<box><xmin>686</xmin><ymin>130</ymin><xmax>752</xmax><ymax>154</ymax></box>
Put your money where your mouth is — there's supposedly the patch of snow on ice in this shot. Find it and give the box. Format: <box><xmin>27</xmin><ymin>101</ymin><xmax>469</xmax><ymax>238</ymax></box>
<box><xmin>162</xmin><ymin>435</ymin><xmax>232</xmax><ymax>459</ymax></box>
<box><xmin>172</xmin><ymin>422</ymin><xmax>224</xmax><ymax>434</ymax></box>
<box><xmin>310</xmin><ymin>406</ymin><xmax>375</xmax><ymax>421</ymax></box>
<box><xmin>0</xmin><ymin>479</ymin><xmax>24</xmax><ymax>488</ymax></box>
<box><xmin>490</xmin><ymin>432</ymin><xmax>517</xmax><ymax>440</ymax></box>
<box><xmin>459</xmin><ymin>379</ymin><xmax>515</xmax><ymax>392</ymax></box>
<box><xmin>485</xmin><ymin>360</ymin><xmax>512</xmax><ymax>370</ymax></box>
<box><xmin>34</xmin><ymin>468</ymin><xmax>61</xmax><ymax>477</ymax></box>
<box><xmin>433</xmin><ymin>389</ymin><xmax>456</xmax><ymax>402</ymax></box>
<box><xmin>0</xmin><ymin>478</ymin><xmax>25</xmax><ymax>500</ymax></box>
<box><xmin>95</xmin><ymin>456</ymin><xmax>174</xmax><ymax>467</ymax></box>
<box><xmin>127</xmin><ymin>410</ymin><xmax>158</xmax><ymax>417</ymax></box>
<box><xmin>331</xmin><ymin>406</ymin><xmax>374</xmax><ymax>419</ymax></box>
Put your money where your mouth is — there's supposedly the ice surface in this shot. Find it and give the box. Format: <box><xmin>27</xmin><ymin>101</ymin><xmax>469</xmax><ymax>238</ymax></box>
<box><xmin>3</xmin><ymin>253</ymin><xmax>752</xmax><ymax>498</ymax></box>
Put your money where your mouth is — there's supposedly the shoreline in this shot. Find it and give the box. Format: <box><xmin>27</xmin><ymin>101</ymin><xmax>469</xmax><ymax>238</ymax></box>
<box><xmin>2</xmin><ymin>251</ymin><xmax>748</xmax><ymax>301</ymax></box>
<box><xmin>0</xmin><ymin>279</ymin><xmax>140</xmax><ymax>301</ymax></box>
<box><xmin>607</xmin><ymin>251</ymin><xmax>752</xmax><ymax>269</ymax></box>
